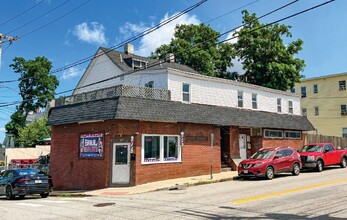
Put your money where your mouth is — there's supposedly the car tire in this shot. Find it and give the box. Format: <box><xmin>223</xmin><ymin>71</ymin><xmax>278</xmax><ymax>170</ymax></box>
<box><xmin>265</xmin><ymin>166</ymin><xmax>274</xmax><ymax>180</ymax></box>
<box><xmin>19</xmin><ymin>195</ymin><xmax>25</xmax><ymax>199</ymax></box>
<box><xmin>316</xmin><ymin>160</ymin><xmax>323</xmax><ymax>172</ymax></box>
<box><xmin>292</xmin><ymin>163</ymin><xmax>300</xmax><ymax>176</ymax></box>
<box><xmin>340</xmin><ymin>157</ymin><xmax>347</xmax><ymax>168</ymax></box>
<box><xmin>40</xmin><ymin>192</ymin><xmax>49</xmax><ymax>198</ymax></box>
<box><xmin>6</xmin><ymin>186</ymin><xmax>14</xmax><ymax>200</ymax></box>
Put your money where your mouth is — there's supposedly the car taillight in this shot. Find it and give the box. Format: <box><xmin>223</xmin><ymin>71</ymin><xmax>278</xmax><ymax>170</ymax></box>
<box><xmin>17</xmin><ymin>178</ymin><xmax>30</xmax><ymax>183</ymax></box>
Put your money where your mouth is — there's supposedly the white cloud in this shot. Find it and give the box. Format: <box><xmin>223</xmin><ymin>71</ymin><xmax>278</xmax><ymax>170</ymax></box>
<box><xmin>73</xmin><ymin>22</ymin><xmax>107</xmax><ymax>45</ymax></box>
<box><xmin>119</xmin><ymin>13</ymin><xmax>200</xmax><ymax>56</ymax></box>
<box><xmin>0</xmin><ymin>128</ymin><xmax>5</xmax><ymax>132</ymax></box>
<box><xmin>61</xmin><ymin>67</ymin><xmax>85</xmax><ymax>80</ymax></box>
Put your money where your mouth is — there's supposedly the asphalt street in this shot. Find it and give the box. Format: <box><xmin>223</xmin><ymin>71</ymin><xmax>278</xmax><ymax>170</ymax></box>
<box><xmin>2</xmin><ymin>166</ymin><xmax>347</xmax><ymax>219</ymax></box>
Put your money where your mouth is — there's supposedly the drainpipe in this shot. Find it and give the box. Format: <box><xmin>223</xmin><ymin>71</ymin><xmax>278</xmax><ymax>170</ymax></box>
<box><xmin>210</xmin><ymin>133</ymin><xmax>214</xmax><ymax>180</ymax></box>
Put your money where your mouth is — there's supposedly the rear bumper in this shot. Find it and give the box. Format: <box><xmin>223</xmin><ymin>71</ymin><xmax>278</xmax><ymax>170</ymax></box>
<box><xmin>14</xmin><ymin>186</ymin><xmax>51</xmax><ymax>195</ymax></box>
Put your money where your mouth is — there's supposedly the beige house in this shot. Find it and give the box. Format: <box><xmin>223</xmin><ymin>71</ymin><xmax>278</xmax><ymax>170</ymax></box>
<box><xmin>293</xmin><ymin>72</ymin><xmax>347</xmax><ymax>137</ymax></box>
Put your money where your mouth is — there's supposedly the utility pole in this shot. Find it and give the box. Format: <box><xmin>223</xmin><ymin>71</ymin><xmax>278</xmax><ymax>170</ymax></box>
<box><xmin>0</xmin><ymin>33</ymin><xmax>19</xmax><ymax>67</ymax></box>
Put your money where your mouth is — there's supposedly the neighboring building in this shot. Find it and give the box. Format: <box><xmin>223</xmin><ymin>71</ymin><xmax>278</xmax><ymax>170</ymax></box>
<box><xmin>293</xmin><ymin>72</ymin><xmax>347</xmax><ymax>137</ymax></box>
<box><xmin>48</xmin><ymin>44</ymin><xmax>314</xmax><ymax>190</ymax></box>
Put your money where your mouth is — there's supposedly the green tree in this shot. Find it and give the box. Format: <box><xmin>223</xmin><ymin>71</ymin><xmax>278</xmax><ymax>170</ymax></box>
<box><xmin>17</xmin><ymin>117</ymin><xmax>50</xmax><ymax>148</ymax></box>
<box><xmin>10</xmin><ymin>56</ymin><xmax>59</xmax><ymax>118</ymax></box>
<box><xmin>151</xmin><ymin>24</ymin><xmax>235</xmax><ymax>78</ymax></box>
<box><xmin>5</xmin><ymin>57</ymin><xmax>58</xmax><ymax>146</ymax></box>
<box><xmin>232</xmin><ymin>10</ymin><xmax>305</xmax><ymax>91</ymax></box>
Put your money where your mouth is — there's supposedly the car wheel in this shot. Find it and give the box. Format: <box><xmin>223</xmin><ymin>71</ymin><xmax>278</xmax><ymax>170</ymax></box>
<box><xmin>340</xmin><ymin>157</ymin><xmax>347</xmax><ymax>168</ymax></box>
<box><xmin>6</xmin><ymin>186</ymin><xmax>14</xmax><ymax>200</ymax></box>
<box><xmin>316</xmin><ymin>160</ymin><xmax>323</xmax><ymax>172</ymax></box>
<box><xmin>19</xmin><ymin>195</ymin><xmax>25</xmax><ymax>199</ymax></box>
<box><xmin>292</xmin><ymin>163</ymin><xmax>300</xmax><ymax>176</ymax></box>
<box><xmin>40</xmin><ymin>192</ymin><xmax>49</xmax><ymax>198</ymax></box>
<box><xmin>265</xmin><ymin>166</ymin><xmax>274</xmax><ymax>180</ymax></box>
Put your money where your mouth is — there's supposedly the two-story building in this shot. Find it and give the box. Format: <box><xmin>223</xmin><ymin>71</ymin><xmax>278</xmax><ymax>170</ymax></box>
<box><xmin>48</xmin><ymin>44</ymin><xmax>314</xmax><ymax>190</ymax></box>
<box><xmin>293</xmin><ymin>72</ymin><xmax>347</xmax><ymax>137</ymax></box>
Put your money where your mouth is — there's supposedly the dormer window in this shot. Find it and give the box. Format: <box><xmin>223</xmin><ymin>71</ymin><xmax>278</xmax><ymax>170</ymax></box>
<box><xmin>132</xmin><ymin>59</ymin><xmax>148</xmax><ymax>69</ymax></box>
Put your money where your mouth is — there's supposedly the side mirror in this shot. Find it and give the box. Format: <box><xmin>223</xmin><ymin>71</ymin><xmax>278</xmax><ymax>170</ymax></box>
<box><xmin>324</xmin><ymin>149</ymin><xmax>329</xmax><ymax>153</ymax></box>
<box><xmin>274</xmin><ymin>156</ymin><xmax>280</xmax><ymax>160</ymax></box>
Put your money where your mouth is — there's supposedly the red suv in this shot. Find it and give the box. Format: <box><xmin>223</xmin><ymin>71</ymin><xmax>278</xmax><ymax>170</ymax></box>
<box><xmin>238</xmin><ymin>147</ymin><xmax>302</xmax><ymax>180</ymax></box>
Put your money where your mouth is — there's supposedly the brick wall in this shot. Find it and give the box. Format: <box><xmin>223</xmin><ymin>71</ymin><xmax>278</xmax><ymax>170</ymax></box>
<box><xmin>262</xmin><ymin>139</ymin><xmax>304</xmax><ymax>150</ymax></box>
<box><xmin>51</xmin><ymin>120</ymin><xmax>221</xmax><ymax>190</ymax></box>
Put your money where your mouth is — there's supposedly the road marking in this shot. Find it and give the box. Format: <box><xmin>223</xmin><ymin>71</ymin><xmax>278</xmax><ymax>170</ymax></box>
<box><xmin>233</xmin><ymin>177</ymin><xmax>347</xmax><ymax>204</ymax></box>
<box><xmin>16</xmin><ymin>203</ymin><xmax>43</xmax><ymax>207</ymax></box>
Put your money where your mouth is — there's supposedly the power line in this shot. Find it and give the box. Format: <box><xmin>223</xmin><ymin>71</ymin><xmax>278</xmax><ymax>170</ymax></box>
<box><xmin>20</xmin><ymin>0</ymin><xmax>92</xmax><ymax>38</ymax></box>
<box><xmin>50</xmin><ymin>0</ymin><xmax>208</xmax><ymax>74</ymax></box>
<box><xmin>5</xmin><ymin>0</ymin><xmax>71</xmax><ymax>35</ymax></box>
<box><xmin>0</xmin><ymin>0</ymin><xmax>44</xmax><ymax>28</ymax></box>
<box><xmin>0</xmin><ymin>0</ymin><xmax>335</xmax><ymax>108</ymax></box>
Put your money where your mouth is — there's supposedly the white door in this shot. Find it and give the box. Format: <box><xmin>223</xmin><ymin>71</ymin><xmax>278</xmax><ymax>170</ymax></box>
<box><xmin>239</xmin><ymin>134</ymin><xmax>247</xmax><ymax>159</ymax></box>
<box><xmin>112</xmin><ymin>143</ymin><xmax>130</xmax><ymax>184</ymax></box>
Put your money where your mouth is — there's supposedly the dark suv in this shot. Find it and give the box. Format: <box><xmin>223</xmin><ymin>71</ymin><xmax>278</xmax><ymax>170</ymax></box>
<box><xmin>238</xmin><ymin>147</ymin><xmax>302</xmax><ymax>180</ymax></box>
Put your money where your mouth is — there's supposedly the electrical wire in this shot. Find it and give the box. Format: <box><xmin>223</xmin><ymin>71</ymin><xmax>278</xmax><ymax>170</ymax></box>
<box><xmin>5</xmin><ymin>0</ymin><xmax>71</xmax><ymax>35</ymax></box>
<box><xmin>0</xmin><ymin>0</ymin><xmax>335</xmax><ymax>108</ymax></box>
<box><xmin>0</xmin><ymin>0</ymin><xmax>44</xmax><ymax>28</ymax></box>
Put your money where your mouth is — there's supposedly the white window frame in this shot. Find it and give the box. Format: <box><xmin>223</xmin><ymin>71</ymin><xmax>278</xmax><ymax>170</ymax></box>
<box><xmin>285</xmin><ymin>130</ymin><xmax>302</xmax><ymax>139</ymax></box>
<box><xmin>264</xmin><ymin>129</ymin><xmax>283</xmax><ymax>139</ymax></box>
<box><xmin>288</xmin><ymin>100</ymin><xmax>293</xmax><ymax>114</ymax></box>
<box><xmin>277</xmin><ymin>98</ymin><xmax>282</xmax><ymax>113</ymax></box>
<box><xmin>141</xmin><ymin>134</ymin><xmax>181</xmax><ymax>164</ymax></box>
<box><xmin>343</xmin><ymin>128</ymin><xmax>347</xmax><ymax>138</ymax></box>
<box><xmin>252</xmin><ymin>93</ymin><xmax>257</xmax><ymax>109</ymax></box>
<box><xmin>182</xmin><ymin>83</ymin><xmax>190</xmax><ymax>103</ymax></box>
<box><xmin>238</xmin><ymin>90</ymin><xmax>243</xmax><ymax>108</ymax></box>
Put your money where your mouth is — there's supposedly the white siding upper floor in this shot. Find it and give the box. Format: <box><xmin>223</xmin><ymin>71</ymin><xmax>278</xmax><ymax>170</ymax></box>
<box><xmin>167</xmin><ymin>69</ymin><xmax>301</xmax><ymax>115</ymax></box>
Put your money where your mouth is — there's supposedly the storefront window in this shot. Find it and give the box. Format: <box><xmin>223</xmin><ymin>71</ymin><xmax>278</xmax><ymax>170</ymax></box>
<box><xmin>144</xmin><ymin>136</ymin><xmax>160</xmax><ymax>162</ymax></box>
<box><xmin>142</xmin><ymin>135</ymin><xmax>181</xmax><ymax>164</ymax></box>
<box><xmin>164</xmin><ymin>136</ymin><xmax>178</xmax><ymax>161</ymax></box>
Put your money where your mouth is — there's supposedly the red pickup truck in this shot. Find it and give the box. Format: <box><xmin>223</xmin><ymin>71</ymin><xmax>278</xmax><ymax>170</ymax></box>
<box><xmin>299</xmin><ymin>143</ymin><xmax>347</xmax><ymax>172</ymax></box>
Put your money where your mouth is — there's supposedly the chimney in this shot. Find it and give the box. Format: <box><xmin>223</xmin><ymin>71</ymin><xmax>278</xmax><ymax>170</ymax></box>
<box><xmin>124</xmin><ymin>43</ymin><xmax>134</xmax><ymax>54</ymax></box>
<box><xmin>166</xmin><ymin>53</ymin><xmax>175</xmax><ymax>63</ymax></box>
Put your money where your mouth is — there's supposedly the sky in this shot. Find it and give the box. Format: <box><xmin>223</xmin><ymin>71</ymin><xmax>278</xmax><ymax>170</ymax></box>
<box><xmin>0</xmin><ymin>0</ymin><xmax>345</xmax><ymax>143</ymax></box>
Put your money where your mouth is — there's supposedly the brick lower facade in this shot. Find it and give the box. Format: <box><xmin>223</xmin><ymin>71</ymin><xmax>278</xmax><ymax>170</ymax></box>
<box><xmin>50</xmin><ymin>119</ymin><xmax>221</xmax><ymax>190</ymax></box>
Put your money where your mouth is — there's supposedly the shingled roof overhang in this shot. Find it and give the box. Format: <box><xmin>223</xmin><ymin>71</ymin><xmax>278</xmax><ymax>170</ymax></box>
<box><xmin>47</xmin><ymin>96</ymin><xmax>314</xmax><ymax>131</ymax></box>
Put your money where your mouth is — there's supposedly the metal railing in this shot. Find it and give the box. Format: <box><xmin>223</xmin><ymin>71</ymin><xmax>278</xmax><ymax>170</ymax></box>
<box><xmin>55</xmin><ymin>84</ymin><xmax>171</xmax><ymax>106</ymax></box>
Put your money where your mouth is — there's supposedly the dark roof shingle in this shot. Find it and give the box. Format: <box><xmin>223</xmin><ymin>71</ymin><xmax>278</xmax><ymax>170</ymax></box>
<box><xmin>48</xmin><ymin>97</ymin><xmax>314</xmax><ymax>131</ymax></box>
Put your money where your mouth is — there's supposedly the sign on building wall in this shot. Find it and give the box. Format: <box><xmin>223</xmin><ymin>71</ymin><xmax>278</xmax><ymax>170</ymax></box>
<box><xmin>79</xmin><ymin>133</ymin><xmax>104</xmax><ymax>158</ymax></box>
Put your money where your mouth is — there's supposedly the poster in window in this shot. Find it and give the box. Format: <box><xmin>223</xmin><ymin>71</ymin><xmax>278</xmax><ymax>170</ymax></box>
<box><xmin>79</xmin><ymin>133</ymin><xmax>104</xmax><ymax>158</ymax></box>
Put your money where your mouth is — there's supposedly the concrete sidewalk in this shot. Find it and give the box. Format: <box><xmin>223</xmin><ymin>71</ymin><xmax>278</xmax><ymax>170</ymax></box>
<box><xmin>51</xmin><ymin>171</ymin><xmax>238</xmax><ymax>196</ymax></box>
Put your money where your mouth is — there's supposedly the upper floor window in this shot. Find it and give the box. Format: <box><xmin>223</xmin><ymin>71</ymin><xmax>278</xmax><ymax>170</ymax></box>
<box><xmin>288</xmin><ymin>100</ymin><xmax>293</xmax><ymax>114</ymax></box>
<box><xmin>302</xmin><ymin>108</ymin><xmax>307</xmax><ymax>117</ymax></box>
<box><xmin>290</xmin><ymin>88</ymin><xmax>296</xmax><ymax>93</ymax></box>
<box><xmin>301</xmin><ymin>86</ymin><xmax>306</xmax><ymax>97</ymax></box>
<box><xmin>339</xmin><ymin>80</ymin><xmax>346</xmax><ymax>90</ymax></box>
<box><xmin>277</xmin><ymin>98</ymin><xmax>282</xmax><ymax>113</ymax></box>
<box><xmin>145</xmin><ymin>81</ymin><xmax>154</xmax><ymax>88</ymax></box>
<box><xmin>341</xmin><ymin>105</ymin><xmax>347</xmax><ymax>115</ymax></box>
<box><xmin>252</xmin><ymin>93</ymin><xmax>257</xmax><ymax>109</ymax></box>
<box><xmin>313</xmin><ymin>84</ymin><xmax>318</xmax><ymax>94</ymax></box>
<box><xmin>238</xmin><ymin>91</ymin><xmax>243</xmax><ymax>108</ymax></box>
<box><xmin>343</xmin><ymin>128</ymin><xmax>347</xmax><ymax>138</ymax></box>
<box><xmin>132</xmin><ymin>59</ymin><xmax>148</xmax><ymax>69</ymax></box>
<box><xmin>182</xmin><ymin>83</ymin><xmax>190</xmax><ymax>103</ymax></box>
<box><xmin>315</xmin><ymin>106</ymin><xmax>319</xmax><ymax>116</ymax></box>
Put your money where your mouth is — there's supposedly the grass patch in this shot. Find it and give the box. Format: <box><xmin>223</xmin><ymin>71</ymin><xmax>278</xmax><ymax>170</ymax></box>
<box><xmin>50</xmin><ymin>193</ymin><xmax>92</xmax><ymax>197</ymax></box>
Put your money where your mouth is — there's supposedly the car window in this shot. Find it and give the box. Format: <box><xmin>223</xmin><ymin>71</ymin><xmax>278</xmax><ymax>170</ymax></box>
<box><xmin>283</xmin><ymin>149</ymin><xmax>293</xmax><ymax>156</ymax></box>
<box><xmin>251</xmin><ymin>150</ymin><xmax>274</xmax><ymax>159</ymax></box>
<box><xmin>3</xmin><ymin>171</ymin><xmax>13</xmax><ymax>178</ymax></box>
<box><xmin>16</xmin><ymin>170</ymin><xmax>40</xmax><ymax>176</ymax></box>
<box><xmin>301</xmin><ymin>145</ymin><xmax>322</xmax><ymax>152</ymax></box>
<box><xmin>275</xmin><ymin>150</ymin><xmax>285</xmax><ymax>158</ymax></box>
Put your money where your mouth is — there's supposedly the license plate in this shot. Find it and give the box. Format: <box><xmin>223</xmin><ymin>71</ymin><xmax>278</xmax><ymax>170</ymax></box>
<box><xmin>35</xmin><ymin>180</ymin><xmax>42</xmax><ymax>183</ymax></box>
<box><xmin>244</xmin><ymin>170</ymin><xmax>248</xmax><ymax>174</ymax></box>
